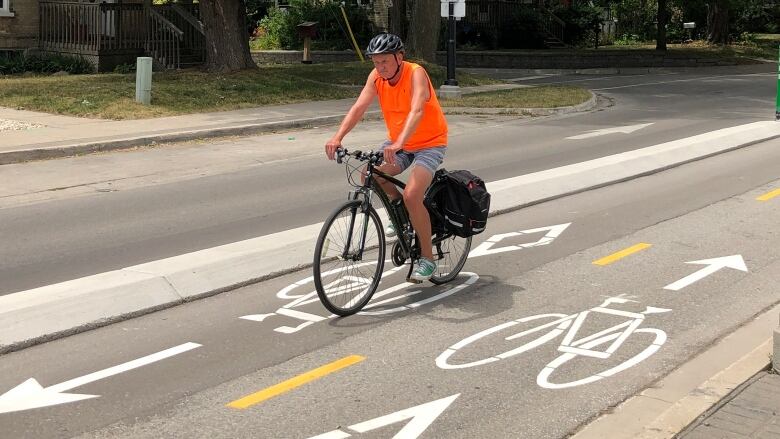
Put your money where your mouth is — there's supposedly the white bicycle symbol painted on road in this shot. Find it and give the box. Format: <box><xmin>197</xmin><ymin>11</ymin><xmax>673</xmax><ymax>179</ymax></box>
<box><xmin>436</xmin><ymin>295</ymin><xmax>671</xmax><ymax>389</ymax></box>
<box><xmin>241</xmin><ymin>261</ymin><xmax>479</xmax><ymax>334</ymax></box>
<box><xmin>240</xmin><ymin>223</ymin><xmax>572</xmax><ymax>335</ymax></box>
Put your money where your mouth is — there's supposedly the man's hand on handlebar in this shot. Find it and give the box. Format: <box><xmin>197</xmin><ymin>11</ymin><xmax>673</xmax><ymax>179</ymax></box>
<box><xmin>325</xmin><ymin>138</ymin><xmax>342</xmax><ymax>161</ymax></box>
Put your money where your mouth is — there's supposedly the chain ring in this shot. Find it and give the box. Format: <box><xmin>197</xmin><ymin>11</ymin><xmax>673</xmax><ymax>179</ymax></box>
<box><xmin>391</xmin><ymin>241</ymin><xmax>407</xmax><ymax>267</ymax></box>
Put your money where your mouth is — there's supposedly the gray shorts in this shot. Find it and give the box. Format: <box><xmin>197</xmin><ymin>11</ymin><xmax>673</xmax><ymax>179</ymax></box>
<box><xmin>379</xmin><ymin>141</ymin><xmax>447</xmax><ymax>175</ymax></box>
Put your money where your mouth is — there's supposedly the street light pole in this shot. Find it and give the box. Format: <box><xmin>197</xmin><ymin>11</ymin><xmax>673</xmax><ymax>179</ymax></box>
<box><xmin>446</xmin><ymin>1</ymin><xmax>458</xmax><ymax>86</ymax></box>
<box><xmin>438</xmin><ymin>0</ymin><xmax>461</xmax><ymax>98</ymax></box>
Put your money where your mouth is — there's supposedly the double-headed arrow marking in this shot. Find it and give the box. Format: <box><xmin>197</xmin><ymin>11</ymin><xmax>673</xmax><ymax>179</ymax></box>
<box><xmin>0</xmin><ymin>342</ymin><xmax>201</xmax><ymax>414</ymax></box>
<box><xmin>664</xmin><ymin>255</ymin><xmax>748</xmax><ymax>291</ymax></box>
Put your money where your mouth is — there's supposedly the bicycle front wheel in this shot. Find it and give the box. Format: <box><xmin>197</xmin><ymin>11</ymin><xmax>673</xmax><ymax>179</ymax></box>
<box><xmin>314</xmin><ymin>200</ymin><xmax>386</xmax><ymax>316</ymax></box>
<box><xmin>430</xmin><ymin>233</ymin><xmax>472</xmax><ymax>285</ymax></box>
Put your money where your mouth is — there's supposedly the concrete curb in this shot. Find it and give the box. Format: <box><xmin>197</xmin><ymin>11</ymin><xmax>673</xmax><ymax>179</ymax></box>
<box><xmin>1</xmin><ymin>121</ymin><xmax>778</xmax><ymax>354</ymax></box>
<box><xmin>0</xmin><ymin>112</ymin><xmax>383</xmax><ymax>166</ymax></box>
<box><xmin>442</xmin><ymin>91</ymin><xmax>598</xmax><ymax>116</ymax></box>
<box><xmin>464</xmin><ymin>63</ymin><xmax>772</xmax><ymax>76</ymax></box>
<box><xmin>0</xmin><ymin>91</ymin><xmax>594</xmax><ymax>166</ymax></box>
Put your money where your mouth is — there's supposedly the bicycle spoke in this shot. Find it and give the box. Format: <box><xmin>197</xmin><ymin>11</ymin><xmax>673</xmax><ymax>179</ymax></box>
<box><xmin>314</xmin><ymin>201</ymin><xmax>385</xmax><ymax>315</ymax></box>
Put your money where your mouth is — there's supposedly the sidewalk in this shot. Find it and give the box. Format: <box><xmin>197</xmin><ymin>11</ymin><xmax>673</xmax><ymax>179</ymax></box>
<box><xmin>679</xmin><ymin>371</ymin><xmax>780</xmax><ymax>439</ymax></box>
<box><xmin>0</xmin><ymin>83</ymin><xmax>557</xmax><ymax>165</ymax></box>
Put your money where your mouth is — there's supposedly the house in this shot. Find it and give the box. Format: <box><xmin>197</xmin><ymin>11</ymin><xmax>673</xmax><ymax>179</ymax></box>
<box><xmin>0</xmin><ymin>0</ymin><xmax>205</xmax><ymax>72</ymax></box>
<box><xmin>0</xmin><ymin>0</ymin><xmax>38</xmax><ymax>51</ymax></box>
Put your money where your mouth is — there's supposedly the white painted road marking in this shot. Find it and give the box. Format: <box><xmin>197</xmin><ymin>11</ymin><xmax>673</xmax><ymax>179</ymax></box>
<box><xmin>469</xmin><ymin>223</ymin><xmax>571</xmax><ymax>258</ymax></box>
<box><xmin>663</xmin><ymin>255</ymin><xmax>748</xmax><ymax>291</ymax></box>
<box><xmin>566</xmin><ymin>123</ymin><xmax>654</xmax><ymax>140</ymax></box>
<box><xmin>240</xmin><ymin>272</ymin><xmax>480</xmax><ymax>332</ymax></box>
<box><xmin>0</xmin><ymin>342</ymin><xmax>202</xmax><ymax>414</ymax></box>
<box><xmin>307</xmin><ymin>394</ymin><xmax>460</xmax><ymax>439</ymax></box>
<box><xmin>436</xmin><ymin>296</ymin><xmax>670</xmax><ymax>389</ymax></box>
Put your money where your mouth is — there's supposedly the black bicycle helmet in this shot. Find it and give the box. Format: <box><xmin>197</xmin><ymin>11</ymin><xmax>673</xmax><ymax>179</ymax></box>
<box><xmin>365</xmin><ymin>33</ymin><xmax>404</xmax><ymax>56</ymax></box>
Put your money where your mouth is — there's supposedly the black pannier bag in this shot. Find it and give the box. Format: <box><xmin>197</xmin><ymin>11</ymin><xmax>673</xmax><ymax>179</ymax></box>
<box><xmin>424</xmin><ymin>169</ymin><xmax>491</xmax><ymax>238</ymax></box>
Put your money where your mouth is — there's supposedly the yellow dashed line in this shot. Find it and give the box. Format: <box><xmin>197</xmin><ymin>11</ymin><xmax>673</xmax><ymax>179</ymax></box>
<box><xmin>593</xmin><ymin>243</ymin><xmax>652</xmax><ymax>266</ymax></box>
<box><xmin>757</xmin><ymin>189</ymin><xmax>780</xmax><ymax>201</ymax></box>
<box><xmin>227</xmin><ymin>355</ymin><xmax>365</xmax><ymax>409</ymax></box>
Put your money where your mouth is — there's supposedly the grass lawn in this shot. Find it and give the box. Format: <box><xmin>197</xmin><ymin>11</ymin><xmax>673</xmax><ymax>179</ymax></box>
<box><xmin>0</xmin><ymin>61</ymin><xmax>502</xmax><ymax>120</ymax></box>
<box><xmin>441</xmin><ymin>86</ymin><xmax>592</xmax><ymax>108</ymax></box>
<box><xmin>601</xmin><ymin>34</ymin><xmax>780</xmax><ymax>61</ymax></box>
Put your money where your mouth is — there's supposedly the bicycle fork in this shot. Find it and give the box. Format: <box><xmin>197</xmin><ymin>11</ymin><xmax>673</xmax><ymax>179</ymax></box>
<box><xmin>340</xmin><ymin>192</ymin><xmax>372</xmax><ymax>261</ymax></box>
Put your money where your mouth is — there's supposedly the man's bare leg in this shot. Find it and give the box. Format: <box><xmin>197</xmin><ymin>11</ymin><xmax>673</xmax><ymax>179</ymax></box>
<box><xmin>403</xmin><ymin>166</ymin><xmax>435</xmax><ymax>260</ymax></box>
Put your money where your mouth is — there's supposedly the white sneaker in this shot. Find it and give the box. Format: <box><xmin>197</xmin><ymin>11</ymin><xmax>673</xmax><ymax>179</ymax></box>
<box><xmin>385</xmin><ymin>223</ymin><xmax>397</xmax><ymax>238</ymax></box>
<box><xmin>408</xmin><ymin>257</ymin><xmax>437</xmax><ymax>283</ymax></box>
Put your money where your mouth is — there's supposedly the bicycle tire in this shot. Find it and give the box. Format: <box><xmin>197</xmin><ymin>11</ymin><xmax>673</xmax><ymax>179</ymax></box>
<box><xmin>430</xmin><ymin>233</ymin><xmax>472</xmax><ymax>285</ymax></box>
<box><xmin>314</xmin><ymin>200</ymin><xmax>386</xmax><ymax>316</ymax></box>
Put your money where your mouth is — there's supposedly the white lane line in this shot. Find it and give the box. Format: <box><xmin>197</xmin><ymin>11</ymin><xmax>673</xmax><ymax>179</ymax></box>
<box><xmin>592</xmin><ymin>73</ymin><xmax>774</xmax><ymax>91</ymax></box>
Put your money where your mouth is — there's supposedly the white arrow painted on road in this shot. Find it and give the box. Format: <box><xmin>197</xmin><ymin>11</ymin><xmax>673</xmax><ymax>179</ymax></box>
<box><xmin>663</xmin><ymin>255</ymin><xmax>748</xmax><ymax>291</ymax></box>
<box><xmin>469</xmin><ymin>223</ymin><xmax>571</xmax><ymax>258</ymax></box>
<box><xmin>307</xmin><ymin>394</ymin><xmax>459</xmax><ymax>439</ymax></box>
<box><xmin>0</xmin><ymin>342</ymin><xmax>201</xmax><ymax>414</ymax></box>
<box><xmin>565</xmin><ymin>123</ymin><xmax>654</xmax><ymax>140</ymax></box>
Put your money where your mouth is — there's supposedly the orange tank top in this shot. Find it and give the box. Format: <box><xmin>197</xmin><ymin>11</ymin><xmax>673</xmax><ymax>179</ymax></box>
<box><xmin>374</xmin><ymin>62</ymin><xmax>448</xmax><ymax>151</ymax></box>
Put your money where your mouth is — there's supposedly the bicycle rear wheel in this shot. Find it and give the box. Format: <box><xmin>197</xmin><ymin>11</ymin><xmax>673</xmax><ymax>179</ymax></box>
<box><xmin>314</xmin><ymin>200</ymin><xmax>386</xmax><ymax>316</ymax></box>
<box><xmin>430</xmin><ymin>233</ymin><xmax>472</xmax><ymax>285</ymax></box>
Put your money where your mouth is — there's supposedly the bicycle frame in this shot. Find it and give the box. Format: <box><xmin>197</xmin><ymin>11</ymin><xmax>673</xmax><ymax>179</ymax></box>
<box><xmin>345</xmin><ymin>160</ymin><xmax>416</xmax><ymax>262</ymax></box>
<box><xmin>338</xmin><ymin>149</ymin><xmax>454</xmax><ymax>275</ymax></box>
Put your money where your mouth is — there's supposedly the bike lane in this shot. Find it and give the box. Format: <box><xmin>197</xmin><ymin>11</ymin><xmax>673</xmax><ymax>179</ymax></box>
<box><xmin>1</xmin><ymin>139</ymin><xmax>780</xmax><ymax>438</ymax></box>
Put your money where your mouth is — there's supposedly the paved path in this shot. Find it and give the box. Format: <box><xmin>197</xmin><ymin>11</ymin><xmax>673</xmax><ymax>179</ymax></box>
<box><xmin>680</xmin><ymin>372</ymin><xmax>780</xmax><ymax>439</ymax></box>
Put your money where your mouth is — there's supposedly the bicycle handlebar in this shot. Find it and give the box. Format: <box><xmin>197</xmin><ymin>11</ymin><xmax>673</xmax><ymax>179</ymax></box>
<box><xmin>335</xmin><ymin>147</ymin><xmax>384</xmax><ymax>166</ymax></box>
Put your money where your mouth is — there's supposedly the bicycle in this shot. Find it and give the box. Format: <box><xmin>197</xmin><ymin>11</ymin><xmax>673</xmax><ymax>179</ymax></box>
<box><xmin>313</xmin><ymin>147</ymin><xmax>473</xmax><ymax>317</ymax></box>
<box><xmin>435</xmin><ymin>295</ymin><xmax>670</xmax><ymax>389</ymax></box>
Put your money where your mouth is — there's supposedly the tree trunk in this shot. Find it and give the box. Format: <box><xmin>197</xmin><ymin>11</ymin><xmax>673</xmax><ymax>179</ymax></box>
<box><xmin>707</xmin><ymin>0</ymin><xmax>730</xmax><ymax>45</ymax></box>
<box><xmin>656</xmin><ymin>0</ymin><xmax>668</xmax><ymax>51</ymax></box>
<box><xmin>389</xmin><ymin>0</ymin><xmax>407</xmax><ymax>41</ymax></box>
<box><xmin>200</xmin><ymin>0</ymin><xmax>256</xmax><ymax>72</ymax></box>
<box><xmin>406</xmin><ymin>0</ymin><xmax>440</xmax><ymax>62</ymax></box>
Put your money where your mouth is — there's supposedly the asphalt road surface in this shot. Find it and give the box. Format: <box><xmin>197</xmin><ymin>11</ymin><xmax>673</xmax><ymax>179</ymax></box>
<box><xmin>1</xmin><ymin>132</ymin><xmax>778</xmax><ymax>437</ymax></box>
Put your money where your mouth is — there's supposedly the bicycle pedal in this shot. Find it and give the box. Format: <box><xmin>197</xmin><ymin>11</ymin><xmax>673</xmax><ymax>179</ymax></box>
<box><xmin>405</xmin><ymin>277</ymin><xmax>424</xmax><ymax>284</ymax></box>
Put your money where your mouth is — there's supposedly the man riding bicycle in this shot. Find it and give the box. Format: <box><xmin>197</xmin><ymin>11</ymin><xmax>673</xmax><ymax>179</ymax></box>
<box><xmin>325</xmin><ymin>33</ymin><xmax>449</xmax><ymax>283</ymax></box>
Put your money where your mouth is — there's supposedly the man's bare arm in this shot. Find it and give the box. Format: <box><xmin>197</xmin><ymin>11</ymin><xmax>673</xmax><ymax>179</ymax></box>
<box><xmin>393</xmin><ymin>68</ymin><xmax>431</xmax><ymax>148</ymax></box>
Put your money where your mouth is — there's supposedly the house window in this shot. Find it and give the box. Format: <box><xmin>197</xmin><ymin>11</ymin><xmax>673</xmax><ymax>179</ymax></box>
<box><xmin>0</xmin><ymin>0</ymin><xmax>14</xmax><ymax>18</ymax></box>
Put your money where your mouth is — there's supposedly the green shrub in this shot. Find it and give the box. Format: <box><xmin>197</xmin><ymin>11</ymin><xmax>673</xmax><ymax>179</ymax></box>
<box><xmin>113</xmin><ymin>63</ymin><xmax>135</xmax><ymax>74</ymax></box>
<box><xmin>251</xmin><ymin>0</ymin><xmax>373</xmax><ymax>51</ymax></box>
<box><xmin>253</xmin><ymin>8</ymin><xmax>297</xmax><ymax>49</ymax></box>
<box><xmin>498</xmin><ymin>6</ymin><xmax>545</xmax><ymax>49</ymax></box>
<box><xmin>0</xmin><ymin>52</ymin><xmax>94</xmax><ymax>75</ymax></box>
<box><xmin>552</xmin><ymin>3</ymin><xmax>603</xmax><ymax>47</ymax></box>
<box><xmin>613</xmin><ymin>33</ymin><xmax>643</xmax><ymax>46</ymax></box>
<box><xmin>737</xmin><ymin>31</ymin><xmax>758</xmax><ymax>46</ymax></box>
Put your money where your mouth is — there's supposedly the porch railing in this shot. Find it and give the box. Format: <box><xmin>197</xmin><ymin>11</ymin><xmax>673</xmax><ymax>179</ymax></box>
<box><xmin>539</xmin><ymin>5</ymin><xmax>566</xmax><ymax>45</ymax></box>
<box><xmin>156</xmin><ymin>3</ymin><xmax>205</xmax><ymax>66</ymax></box>
<box><xmin>146</xmin><ymin>9</ymin><xmax>183</xmax><ymax>70</ymax></box>
<box><xmin>39</xmin><ymin>1</ymin><xmax>144</xmax><ymax>54</ymax></box>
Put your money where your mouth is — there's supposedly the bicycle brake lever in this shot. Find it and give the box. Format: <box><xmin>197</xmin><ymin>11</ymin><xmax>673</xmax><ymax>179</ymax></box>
<box><xmin>336</xmin><ymin>148</ymin><xmax>346</xmax><ymax>164</ymax></box>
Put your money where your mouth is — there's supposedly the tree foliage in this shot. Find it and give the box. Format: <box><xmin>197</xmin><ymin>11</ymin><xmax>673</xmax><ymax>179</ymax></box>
<box><xmin>612</xmin><ymin>0</ymin><xmax>778</xmax><ymax>46</ymax></box>
<box><xmin>251</xmin><ymin>0</ymin><xmax>373</xmax><ymax>51</ymax></box>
